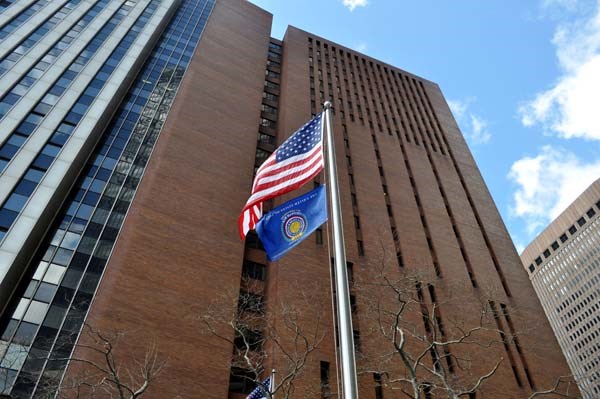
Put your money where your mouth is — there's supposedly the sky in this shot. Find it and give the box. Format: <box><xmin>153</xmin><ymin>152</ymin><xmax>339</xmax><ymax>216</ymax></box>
<box><xmin>249</xmin><ymin>0</ymin><xmax>600</xmax><ymax>253</ymax></box>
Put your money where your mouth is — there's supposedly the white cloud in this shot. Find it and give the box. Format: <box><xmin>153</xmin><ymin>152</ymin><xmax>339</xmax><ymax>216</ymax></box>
<box><xmin>355</xmin><ymin>42</ymin><xmax>368</xmax><ymax>52</ymax></box>
<box><xmin>447</xmin><ymin>99</ymin><xmax>467</xmax><ymax>118</ymax></box>
<box><xmin>469</xmin><ymin>114</ymin><xmax>492</xmax><ymax>144</ymax></box>
<box><xmin>519</xmin><ymin>3</ymin><xmax>600</xmax><ymax>140</ymax></box>
<box><xmin>342</xmin><ymin>0</ymin><xmax>368</xmax><ymax>11</ymax></box>
<box><xmin>448</xmin><ymin>98</ymin><xmax>492</xmax><ymax>145</ymax></box>
<box><xmin>508</xmin><ymin>146</ymin><xmax>600</xmax><ymax>236</ymax></box>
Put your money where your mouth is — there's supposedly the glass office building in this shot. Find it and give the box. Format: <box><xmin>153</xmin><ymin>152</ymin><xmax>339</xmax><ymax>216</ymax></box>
<box><xmin>522</xmin><ymin>179</ymin><xmax>600</xmax><ymax>398</ymax></box>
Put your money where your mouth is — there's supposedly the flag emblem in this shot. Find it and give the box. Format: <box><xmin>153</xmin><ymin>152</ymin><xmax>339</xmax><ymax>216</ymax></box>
<box><xmin>283</xmin><ymin>212</ymin><xmax>307</xmax><ymax>241</ymax></box>
<box><xmin>239</xmin><ymin>113</ymin><xmax>324</xmax><ymax>239</ymax></box>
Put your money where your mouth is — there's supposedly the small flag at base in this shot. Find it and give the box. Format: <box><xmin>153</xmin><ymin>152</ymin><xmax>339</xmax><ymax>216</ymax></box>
<box><xmin>256</xmin><ymin>185</ymin><xmax>328</xmax><ymax>261</ymax></box>
<box><xmin>246</xmin><ymin>376</ymin><xmax>272</xmax><ymax>399</ymax></box>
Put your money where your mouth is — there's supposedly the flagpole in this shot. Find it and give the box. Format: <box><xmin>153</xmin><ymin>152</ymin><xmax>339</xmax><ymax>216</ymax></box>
<box><xmin>323</xmin><ymin>101</ymin><xmax>359</xmax><ymax>398</ymax></box>
<box><xmin>271</xmin><ymin>369</ymin><xmax>276</xmax><ymax>399</ymax></box>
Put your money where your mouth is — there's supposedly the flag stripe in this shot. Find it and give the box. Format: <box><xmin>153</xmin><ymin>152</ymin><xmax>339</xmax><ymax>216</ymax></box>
<box><xmin>246</xmin><ymin>159</ymin><xmax>324</xmax><ymax>205</ymax></box>
<box><xmin>253</xmin><ymin>146</ymin><xmax>323</xmax><ymax>189</ymax></box>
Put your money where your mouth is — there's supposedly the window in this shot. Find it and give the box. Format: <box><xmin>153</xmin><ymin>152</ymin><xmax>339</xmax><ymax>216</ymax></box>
<box><xmin>374</xmin><ymin>373</ymin><xmax>384</xmax><ymax>399</ymax></box>
<box><xmin>320</xmin><ymin>361</ymin><xmax>331</xmax><ymax>398</ymax></box>
<box><xmin>535</xmin><ymin>257</ymin><xmax>542</xmax><ymax>266</ymax></box>
<box><xmin>315</xmin><ymin>227</ymin><xmax>323</xmax><ymax>245</ymax></box>
<box><xmin>242</xmin><ymin>261</ymin><xmax>266</xmax><ymax>281</ymax></box>
<box><xmin>234</xmin><ymin>328</ymin><xmax>263</xmax><ymax>352</ymax></box>
<box><xmin>560</xmin><ymin>233</ymin><xmax>568</xmax><ymax>243</ymax></box>
<box><xmin>353</xmin><ymin>329</ymin><xmax>361</xmax><ymax>352</ymax></box>
<box><xmin>587</xmin><ymin>208</ymin><xmax>596</xmax><ymax>218</ymax></box>
<box><xmin>229</xmin><ymin>367</ymin><xmax>255</xmax><ymax>394</ymax></box>
<box><xmin>245</xmin><ymin>231</ymin><xmax>264</xmax><ymax>250</ymax></box>
<box><xmin>568</xmin><ymin>225</ymin><xmax>577</xmax><ymax>235</ymax></box>
<box><xmin>528</xmin><ymin>264</ymin><xmax>535</xmax><ymax>273</ymax></box>
<box><xmin>238</xmin><ymin>291</ymin><xmax>264</xmax><ymax>314</ymax></box>
<box><xmin>543</xmin><ymin>249</ymin><xmax>551</xmax><ymax>258</ymax></box>
<box><xmin>551</xmin><ymin>241</ymin><xmax>559</xmax><ymax>251</ymax></box>
<box><xmin>577</xmin><ymin>217</ymin><xmax>586</xmax><ymax>227</ymax></box>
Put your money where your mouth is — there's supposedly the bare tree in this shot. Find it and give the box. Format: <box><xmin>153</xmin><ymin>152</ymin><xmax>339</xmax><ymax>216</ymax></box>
<box><xmin>4</xmin><ymin>324</ymin><xmax>166</xmax><ymax>399</ymax></box>
<box><xmin>354</xmin><ymin>254</ymin><xmax>582</xmax><ymax>399</ymax></box>
<box><xmin>200</xmin><ymin>280</ymin><xmax>327</xmax><ymax>399</ymax></box>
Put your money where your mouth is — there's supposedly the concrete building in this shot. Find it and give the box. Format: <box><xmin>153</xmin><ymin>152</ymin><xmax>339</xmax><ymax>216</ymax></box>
<box><xmin>521</xmin><ymin>179</ymin><xmax>600</xmax><ymax>398</ymax></box>
<box><xmin>0</xmin><ymin>0</ymin><xmax>574</xmax><ymax>397</ymax></box>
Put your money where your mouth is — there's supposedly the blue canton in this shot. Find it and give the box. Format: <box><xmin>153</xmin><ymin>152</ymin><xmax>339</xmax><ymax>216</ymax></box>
<box><xmin>246</xmin><ymin>376</ymin><xmax>271</xmax><ymax>399</ymax></box>
<box><xmin>275</xmin><ymin>114</ymin><xmax>323</xmax><ymax>162</ymax></box>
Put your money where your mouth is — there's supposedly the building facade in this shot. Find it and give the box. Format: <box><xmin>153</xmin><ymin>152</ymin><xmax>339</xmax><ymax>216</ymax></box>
<box><xmin>0</xmin><ymin>0</ymin><xmax>575</xmax><ymax>397</ymax></box>
<box><xmin>521</xmin><ymin>179</ymin><xmax>600</xmax><ymax>398</ymax></box>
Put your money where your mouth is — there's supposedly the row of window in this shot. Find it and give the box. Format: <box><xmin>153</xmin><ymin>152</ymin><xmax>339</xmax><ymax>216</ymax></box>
<box><xmin>0</xmin><ymin>0</ymin><xmax>195</xmax><ymax>394</ymax></box>
<box><xmin>0</xmin><ymin>0</ymin><xmax>113</xmax><ymax>122</ymax></box>
<box><xmin>308</xmin><ymin>37</ymin><xmax>447</xmax><ymax>155</ymax></box>
<box><xmin>309</xmin><ymin>40</ymin><xmax>364</xmax><ymax>256</ymax></box>
<box><xmin>0</xmin><ymin>0</ymin><xmax>84</xmax><ymax>77</ymax></box>
<box><xmin>0</xmin><ymin>0</ymin><xmax>142</xmax><ymax>243</ymax></box>
<box><xmin>528</xmin><ymin>202</ymin><xmax>599</xmax><ymax>274</ymax></box>
<box><xmin>0</xmin><ymin>0</ymin><xmax>134</xmax><ymax>178</ymax></box>
<box><xmin>0</xmin><ymin>0</ymin><xmax>49</xmax><ymax>41</ymax></box>
<box><xmin>228</xmin><ymin>40</ymin><xmax>283</xmax><ymax>396</ymax></box>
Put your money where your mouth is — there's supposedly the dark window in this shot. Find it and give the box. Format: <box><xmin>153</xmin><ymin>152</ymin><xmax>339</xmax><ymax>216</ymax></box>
<box><xmin>577</xmin><ymin>217</ymin><xmax>586</xmax><ymax>227</ymax></box>
<box><xmin>543</xmin><ymin>249</ymin><xmax>551</xmax><ymax>258</ymax></box>
<box><xmin>242</xmin><ymin>260</ymin><xmax>266</xmax><ymax>281</ymax></box>
<box><xmin>320</xmin><ymin>361</ymin><xmax>331</xmax><ymax>398</ymax></box>
<box><xmin>245</xmin><ymin>231</ymin><xmax>264</xmax><ymax>250</ymax></box>
<box><xmin>551</xmin><ymin>241</ymin><xmax>559</xmax><ymax>251</ymax></box>
<box><xmin>0</xmin><ymin>208</ymin><xmax>18</xmax><ymax>229</ymax></box>
<box><xmin>535</xmin><ymin>257</ymin><xmax>542</xmax><ymax>266</ymax></box>
<box><xmin>374</xmin><ymin>373</ymin><xmax>384</xmax><ymax>399</ymax></box>
<box><xmin>353</xmin><ymin>329</ymin><xmax>361</xmax><ymax>352</ymax></box>
<box><xmin>587</xmin><ymin>208</ymin><xmax>596</xmax><ymax>218</ymax></box>
<box><xmin>316</xmin><ymin>227</ymin><xmax>323</xmax><ymax>245</ymax></box>
<box><xmin>228</xmin><ymin>367</ymin><xmax>256</xmax><ymax>394</ymax></box>
<box><xmin>568</xmin><ymin>225</ymin><xmax>577</xmax><ymax>235</ymax></box>
<box><xmin>234</xmin><ymin>328</ymin><xmax>263</xmax><ymax>352</ymax></box>
<box><xmin>357</xmin><ymin>240</ymin><xmax>364</xmax><ymax>256</ymax></box>
<box><xmin>238</xmin><ymin>291</ymin><xmax>264</xmax><ymax>314</ymax></box>
<box><xmin>528</xmin><ymin>264</ymin><xmax>535</xmax><ymax>273</ymax></box>
<box><xmin>560</xmin><ymin>233</ymin><xmax>568</xmax><ymax>243</ymax></box>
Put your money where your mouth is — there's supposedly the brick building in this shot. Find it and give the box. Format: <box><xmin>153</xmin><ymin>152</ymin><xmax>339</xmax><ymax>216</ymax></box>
<box><xmin>0</xmin><ymin>0</ymin><xmax>575</xmax><ymax>397</ymax></box>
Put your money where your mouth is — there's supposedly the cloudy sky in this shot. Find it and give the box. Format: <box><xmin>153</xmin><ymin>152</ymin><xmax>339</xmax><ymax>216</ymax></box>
<box><xmin>250</xmin><ymin>0</ymin><xmax>600</xmax><ymax>253</ymax></box>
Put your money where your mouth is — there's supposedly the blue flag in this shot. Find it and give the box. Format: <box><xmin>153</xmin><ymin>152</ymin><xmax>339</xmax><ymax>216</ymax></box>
<box><xmin>256</xmin><ymin>185</ymin><xmax>328</xmax><ymax>261</ymax></box>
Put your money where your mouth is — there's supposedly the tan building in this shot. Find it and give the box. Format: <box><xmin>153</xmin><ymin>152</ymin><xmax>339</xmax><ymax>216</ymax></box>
<box><xmin>521</xmin><ymin>179</ymin><xmax>600</xmax><ymax>398</ymax></box>
<box><xmin>0</xmin><ymin>0</ymin><xmax>576</xmax><ymax>397</ymax></box>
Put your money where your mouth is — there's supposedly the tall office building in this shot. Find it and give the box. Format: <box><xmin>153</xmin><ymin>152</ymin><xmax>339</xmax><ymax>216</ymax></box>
<box><xmin>521</xmin><ymin>179</ymin><xmax>600</xmax><ymax>398</ymax></box>
<box><xmin>0</xmin><ymin>0</ymin><xmax>574</xmax><ymax>397</ymax></box>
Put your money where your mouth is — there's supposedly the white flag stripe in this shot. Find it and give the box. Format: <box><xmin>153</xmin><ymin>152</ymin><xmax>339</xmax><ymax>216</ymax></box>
<box><xmin>242</xmin><ymin>209</ymin><xmax>251</xmax><ymax>235</ymax></box>
<box><xmin>251</xmin><ymin>145</ymin><xmax>322</xmax><ymax>191</ymax></box>
<box><xmin>254</xmin><ymin>147</ymin><xmax>323</xmax><ymax>186</ymax></box>
<box><xmin>257</xmin><ymin>144</ymin><xmax>322</xmax><ymax>177</ymax></box>
<box><xmin>246</xmin><ymin>159</ymin><xmax>324</xmax><ymax>205</ymax></box>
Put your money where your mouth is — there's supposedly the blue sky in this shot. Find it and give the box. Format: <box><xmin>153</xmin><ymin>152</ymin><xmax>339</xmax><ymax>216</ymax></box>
<box><xmin>249</xmin><ymin>0</ymin><xmax>600</xmax><ymax>253</ymax></box>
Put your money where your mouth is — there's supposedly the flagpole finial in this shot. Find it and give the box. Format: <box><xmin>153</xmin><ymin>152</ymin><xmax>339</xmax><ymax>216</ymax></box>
<box><xmin>323</xmin><ymin>101</ymin><xmax>333</xmax><ymax>110</ymax></box>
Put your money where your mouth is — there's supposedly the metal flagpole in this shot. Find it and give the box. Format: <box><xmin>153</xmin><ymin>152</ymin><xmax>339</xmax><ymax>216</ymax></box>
<box><xmin>270</xmin><ymin>369</ymin><xmax>276</xmax><ymax>399</ymax></box>
<box><xmin>323</xmin><ymin>101</ymin><xmax>359</xmax><ymax>398</ymax></box>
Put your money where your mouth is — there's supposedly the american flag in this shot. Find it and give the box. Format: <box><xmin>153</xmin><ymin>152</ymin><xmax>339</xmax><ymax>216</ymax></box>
<box><xmin>246</xmin><ymin>376</ymin><xmax>272</xmax><ymax>399</ymax></box>
<box><xmin>239</xmin><ymin>113</ymin><xmax>324</xmax><ymax>239</ymax></box>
